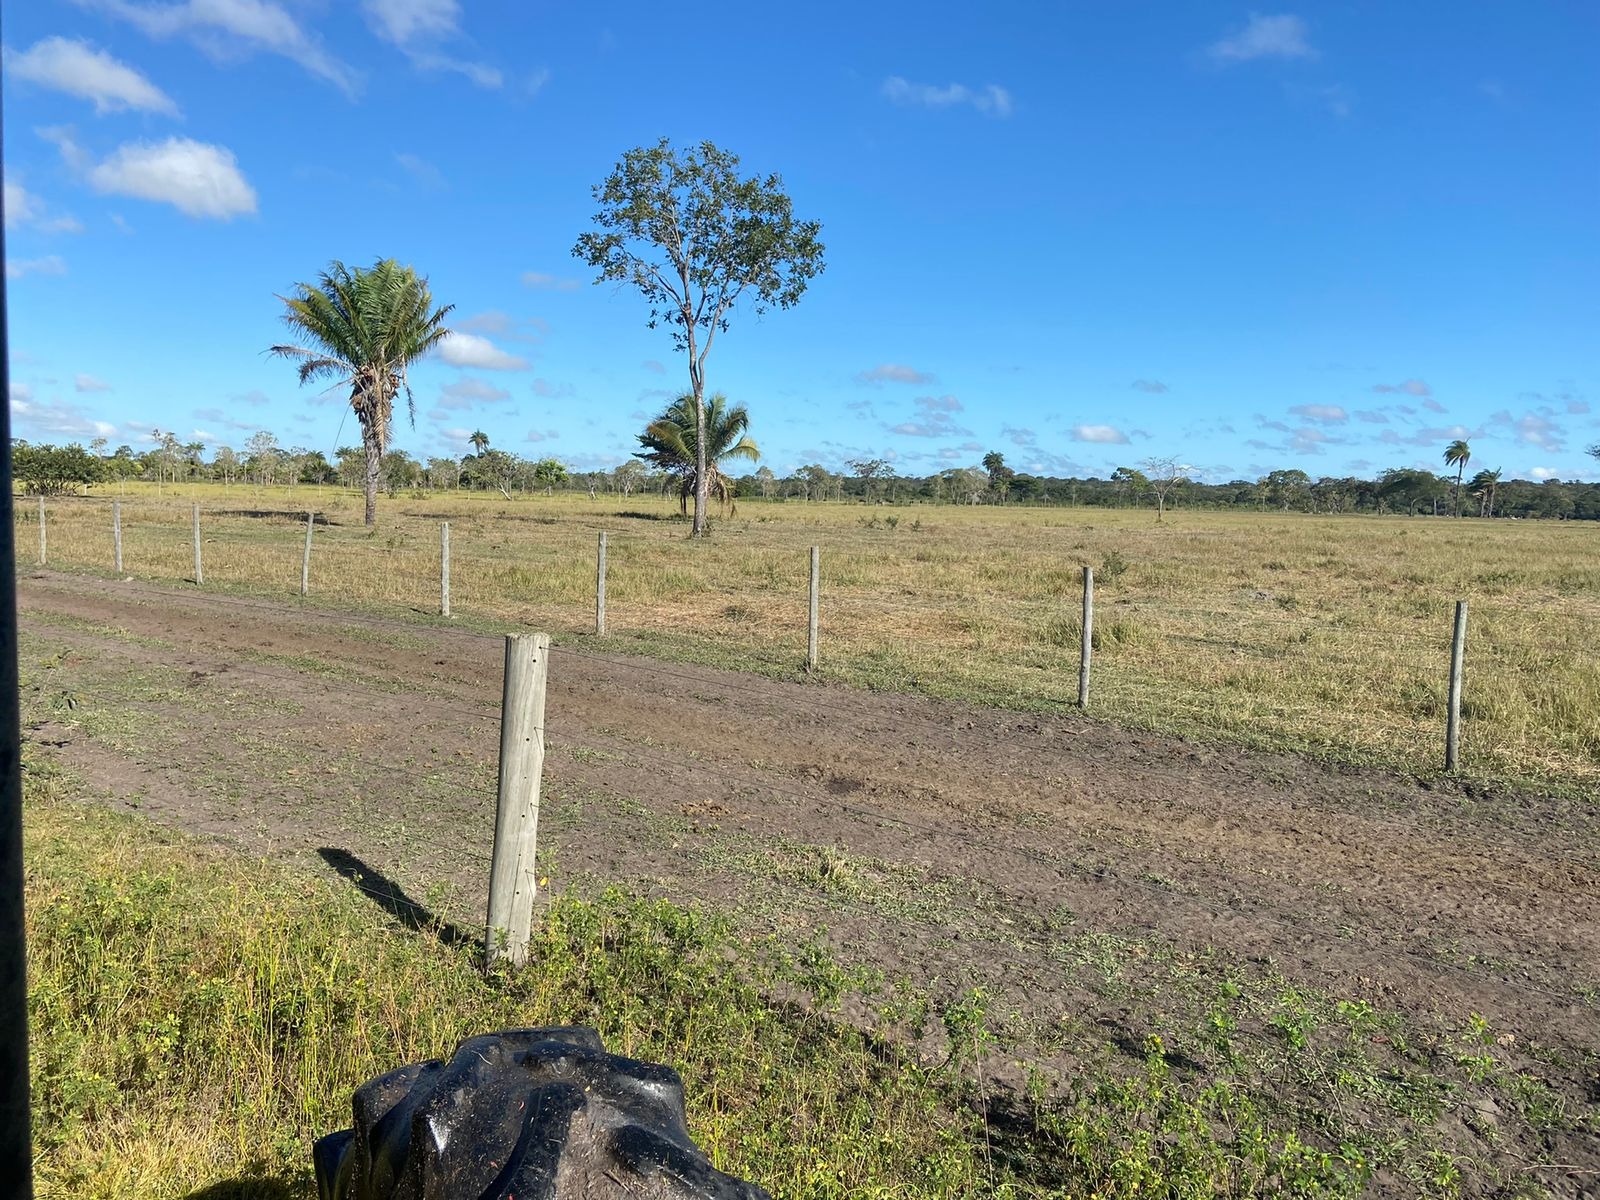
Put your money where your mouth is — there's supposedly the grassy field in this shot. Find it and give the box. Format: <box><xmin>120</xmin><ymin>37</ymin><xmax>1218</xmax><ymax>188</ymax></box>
<box><xmin>16</xmin><ymin>481</ymin><xmax>1600</xmax><ymax>793</ymax></box>
<box><xmin>29</xmin><ymin>758</ymin><xmax>1592</xmax><ymax>1199</ymax></box>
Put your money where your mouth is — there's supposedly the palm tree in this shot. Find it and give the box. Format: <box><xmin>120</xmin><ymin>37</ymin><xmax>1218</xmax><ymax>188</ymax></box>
<box><xmin>1468</xmin><ymin>467</ymin><xmax>1502</xmax><ymax>518</ymax></box>
<box><xmin>635</xmin><ymin>393</ymin><xmax>759</xmax><ymax>517</ymax></box>
<box><xmin>1443</xmin><ymin>439</ymin><xmax>1471</xmax><ymax>517</ymax></box>
<box><xmin>269</xmin><ymin>258</ymin><xmax>452</xmax><ymax>526</ymax></box>
<box><xmin>469</xmin><ymin>430</ymin><xmax>490</xmax><ymax>456</ymax></box>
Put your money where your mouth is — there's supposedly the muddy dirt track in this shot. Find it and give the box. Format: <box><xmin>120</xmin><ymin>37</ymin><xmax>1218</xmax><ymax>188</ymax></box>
<box><xmin>16</xmin><ymin>570</ymin><xmax>1600</xmax><ymax>1190</ymax></box>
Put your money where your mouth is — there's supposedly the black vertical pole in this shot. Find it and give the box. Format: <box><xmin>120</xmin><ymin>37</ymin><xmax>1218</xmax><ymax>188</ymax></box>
<box><xmin>1</xmin><ymin>84</ymin><xmax>39</xmax><ymax>1198</ymax></box>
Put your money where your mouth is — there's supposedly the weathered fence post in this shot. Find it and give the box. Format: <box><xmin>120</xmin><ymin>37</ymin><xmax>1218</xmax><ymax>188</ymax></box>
<box><xmin>1445</xmin><ymin>599</ymin><xmax>1468</xmax><ymax>771</ymax></box>
<box><xmin>37</xmin><ymin>497</ymin><xmax>45</xmax><ymax>566</ymax></box>
<box><xmin>486</xmin><ymin>633</ymin><xmax>549</xmax><ymax>968</ymax></box>
<box><xmin>300</xmin><ymin>512</ymin><xmax>314</xmax><ymax>596</ymax></box>
<box><xmin>807</xmin><ymin>546</ymin><xmax>820</xmax><ymax>672</ymax></box>
<box><xmin>191</xmin><ymin>503</ymin><xmax>203</xmax><ymax>586</ymax></box>
<box><xmin>596</xmin><ymin>531</ymin><xmax>607</xmax><ymax>636</ymax></box>
<box><xmin>1078</xmin><ymin>566</ymin><xmax>1094</xmax><ymax>707</ymax></box>
<box><xmin>440</xmin><ymin>522</ymin><xmax>451</xmax><ymax>618</ymax></box>
<box><xmin>112</xmin><ymin>502</ymin><xmax>122</xmax><ymax>573</ymax></box>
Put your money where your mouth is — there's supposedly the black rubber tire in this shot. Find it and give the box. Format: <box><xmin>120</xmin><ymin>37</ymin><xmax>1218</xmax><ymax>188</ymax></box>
<box><xmin>314</xmin><ymin>1026</ymin><xmax>771</xmax><ymax>1200</ymax></box>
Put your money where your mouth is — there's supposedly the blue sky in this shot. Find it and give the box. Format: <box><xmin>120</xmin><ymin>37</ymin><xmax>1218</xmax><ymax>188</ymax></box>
<box><xmin>4</xmin><ymin>1</ymin><xmax>1597</xmax><ymax>482</ymax></box>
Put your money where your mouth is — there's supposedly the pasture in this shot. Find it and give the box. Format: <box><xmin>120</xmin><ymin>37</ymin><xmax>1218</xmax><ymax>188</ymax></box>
<box><xmin>15</xmin><ymin>482</ymin><xmax>1600</xmax><ymax>1197</ymax></box>
<box><xmin>18</xmin><ymin>481</ymin><xmax>1600</xmax><ymax>792</ymax></box>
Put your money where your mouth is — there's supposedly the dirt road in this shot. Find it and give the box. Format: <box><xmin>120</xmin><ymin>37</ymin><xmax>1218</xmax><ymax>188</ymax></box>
<box><xmin>17</xmin><ymin>569</ymin><xmax>1600</xmax><ymax>1191</ymax></box>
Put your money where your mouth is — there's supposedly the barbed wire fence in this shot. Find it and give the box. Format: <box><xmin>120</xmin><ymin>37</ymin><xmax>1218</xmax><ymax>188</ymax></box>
<box><xmin>17</xmin><ymin>492</ymin><xmax>1597</xmax><ymax>795</ymax></box>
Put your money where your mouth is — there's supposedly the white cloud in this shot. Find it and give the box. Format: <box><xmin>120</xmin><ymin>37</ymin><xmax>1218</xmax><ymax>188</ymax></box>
<box><xmin>435</xmin><ymin>377</ymin><xmax>512</xmax><ymax>408</ymax></box>
<box><xmin>5</xmin><ymin>179</ymin><xmax>84</xmax><ymax>235</ymax></box>
<box><xmin>73</xmin><ymin>0</ymin><xmax>360</xmax><ymax>96</ymax></box>
<box><xmin>74</xmin><ymin>374</ymin><xmax>111</xmax><ymax>393</ymax></box>
<box><xmin>5</xmin><ymin>36</ymin><xmax>180</xmax><ymax>115</ymax></box>
<box><xmin>521</xmin><ymin>271</ymin><xmax>581</xmax><ymax>292</ymax></box>
<box><xmin>360</xmin><ymin>0</ymin><xmax>501</xmax><ymax>88</ymax></box>
<box><xmin>1207</xmin><ymin>14</ymin><xmax>1315</xmax><ymax>63</ymax></box>
<box><xmin>1131</xmin><ymin>379</ymin><xmax>1168</xmax><ymax>393</ymax></box>
<box><xmin>404</xmin><ymin>52</ymin><xmax>502</xmax><ymax>88</ymax></box>
<box><xmin>9</xmin><ymin>389</ymin><xmax>120</xmax><ymax>440</ymax></box>
<box><xmin>531</xmin><ymin>379</ymin><xmax>575</xmax><ymax>399</ymax></box>
<box><xmin>83</xmin><ymin>137</ymin><xmax>257</xmax><ymax>219</ymax></box>
<box><xmin>436</xmin><ymin>332</ymin><xmax>529</xmax><ymax>371</ymax></box>
<box><xmin>6</xmin><ymin>255</ymin><xmax>68</xmax><ymax>280</ymax></box>
<box><xmin>856</xmin><ymin>363</ymin><xmax>935</xmax><ymax>385</ymax></box>
<box><xmin>1289</xmin><ymin>404</ymin><xmax>1347</xmax><ymax>424</ymax></box>
<box><xmin>889</xmin><ymin>395</ymin><xmax>969</xmax><ymax>438</ymax></box>
<box><xmin>363</xmin><ymin>0</ymin><xmax>460</xmax><ymax>44</ymax></box>
<box><xmin>3</xmin><ymin>182</ymin><xmax>39</xmax><ymax>228</ymax></box>
<box><xmin>882</xmin><ymin>76</ymin><xmax>1013</xmax><ymax>117</ymax></box>
<box><xmin>1372</xmin><ymin>378</ymin><xmax>1432</xmax><ymax>397</ymax></box>
<box><xmin>1071</xmin><ymin>424</ymin><xmax>1129</xmax><ymax>444</ymax></box>
<box><xmin>1528</xmin><ymin>467</ymin><xmax>1557</xmax><ymax>481</ymax></box>
<box><xmin>1512</xmin><ymin>412</ymin><xmax>1564</xmax><ymax>452</ymax></box>
<box><xmin>454</xmin><ymin>310</ymin><xmax>547</xmax><ymax>343</ymax></box>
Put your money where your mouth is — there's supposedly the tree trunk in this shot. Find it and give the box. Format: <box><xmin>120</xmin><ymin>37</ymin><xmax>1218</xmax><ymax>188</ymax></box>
<box><xmin>362</xmin><ymin>423</ymin><xmax>382</xmax><ymax>527</ymax></box>
<box><xmin>690</xmin><ymin>372</ymin><xmax>709</xmax><ymax>538</ymax></box>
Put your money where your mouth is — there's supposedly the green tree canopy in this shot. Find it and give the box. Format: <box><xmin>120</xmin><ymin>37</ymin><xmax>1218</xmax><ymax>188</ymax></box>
<box><xmin>11</xmin><ymin>442</ymin><xmax>104</xmax><ymax>495</ymax></box>
<box><xmin>635</xmin><ymin>393</ymin><xmax>759</xmax><ymax>517</ymax></box>
<box><xmin>269</xmin><ymin>258</ymin><xmax>452</xmax><ymax>526</ymax></box>
<box><xmin>573</xmin><ymin>139</ymin><xmax>822</xmax><ymax>537</ymax></box>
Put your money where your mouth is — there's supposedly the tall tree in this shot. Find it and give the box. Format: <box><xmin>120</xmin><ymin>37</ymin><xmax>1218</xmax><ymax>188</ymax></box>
<box><xmin>1468</xmin><ymin>467</ymin><xmax>1502</xmax><ymax>518</ymax></box>
<box><xmin>1443</xmin><ymin>439</ymin><xmax>1472</xmax><ymax>517</ymax></box>
<box><xmin>635</xmin><ymin>393</ymin><xmax>759</xmax><ymax>516</ymax></box>
<box><xmin>982</xmin><ymin>451</ymin><xmax>1015</xmax><ymax>503</ymax></box>
<box><xmin>269</xmin><ymin>258</ymin><xmax>453</xmax><ymax>526</ymax></box>
<box><xmin>1109</xmin><ymin>466</ymin><xmax>1148</xmax><ymax>508</ymax></box>
<box><xmin>613</xmin><ymin>459</ymin><xmax>646</xmax><ymax>498</ymax></box>
<box><xmin>573</xmin><ymin>139</ymin><xmax>824</xmax><ymax>537</ymax></box>
<box><xmin>469</xmin><ymin>430</ymin><xmax>490</xmax><ymax>456</ymax></box>
<box><xmin>1140</xmin><ymin>456</ymin><xmax>1189</xmax><ymax>521</ymax></box>
<box><xmin>847</xmin><ymin>458</ymin><xmax>893</xmax><ymax>503</ymax></box>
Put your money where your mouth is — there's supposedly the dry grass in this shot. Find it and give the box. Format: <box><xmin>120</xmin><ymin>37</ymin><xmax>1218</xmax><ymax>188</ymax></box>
<box><xmin>18</xmin><ymin>482</ymin><xmax>1600</xmax><ymax>792</ymax></box>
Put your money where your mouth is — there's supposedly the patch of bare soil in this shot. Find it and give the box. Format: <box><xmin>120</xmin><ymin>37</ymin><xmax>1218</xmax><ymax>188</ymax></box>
<box><xmin>18</xmin><ymin>571</ymin><xmax>1600</xmax><ymax>1197</ymax></box>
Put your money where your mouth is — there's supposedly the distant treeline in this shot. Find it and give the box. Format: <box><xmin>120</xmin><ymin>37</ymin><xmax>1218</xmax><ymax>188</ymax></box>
<box><xmin>11</xmin><ymin>437</ymin><xmax>1600</xmax><ymax>520</ymax></box>
<box><xmin>727</xmin><ymin>464</ymin><xmax>1600</xmax><ymax>521</ymax></box>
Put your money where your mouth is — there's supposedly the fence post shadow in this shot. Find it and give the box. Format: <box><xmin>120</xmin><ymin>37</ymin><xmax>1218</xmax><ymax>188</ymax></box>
<box><xmin>182</xmin><ymin>1176</ymin><xmax>301</xmax><ymax>1200</ymax></box>
<box><xmin>316</xmin><ymin>847</ymin><xmax>478</xmax><ymax>952</ymax></box>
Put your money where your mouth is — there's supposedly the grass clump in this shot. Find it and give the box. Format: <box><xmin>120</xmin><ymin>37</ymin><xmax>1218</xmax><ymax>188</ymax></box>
<box><xmin>25</xmin><ymin>762</ymin><xmax>1382</xmax><ymax>1199</ymax></box>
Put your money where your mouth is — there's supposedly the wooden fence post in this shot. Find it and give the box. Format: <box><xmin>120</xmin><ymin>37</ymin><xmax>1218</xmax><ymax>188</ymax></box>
<box><xmin>596</xmin><ymin>531</ymin><xmax>607</xmax><ymax>636</ymax></box>
<box><xmin>1078</xmin><ymin>566</ymin><xmax>1094</xmax><ymax>707</ymax></box>
<box><xmin>486</xmin><ymin>632</ymin><xmax>549</xmax><ymax>968</ymax></box>
<box><xmin>191</xmin><ymin>503</ymin><xmax>203</xmax><ymax>586</ymax></box>
<box><xmin>300</xmin><ymin>512</ymin><xmax>314</xmax><ymax>596</ymax></box>
<box><xmin>37</xmin><ymin>497</ymin><xmax>45</xmax><ymax>566</ymax></box>
<box><xmin>807</xmin><ymin>546</ymin><xmax>820</xmax><ymax>672</ymax></box>
<box><xmin>112</xmin><ymin>502</ymin><xmax>123</xmax><ymax>573</ymax></box>
<box><xmin>440</xmin><ymin>522</ymin><xmax>451</xmax><ymax>618</ymax></box>
<box><xmin>1445</xmin><ymin>599</ymin><xmax>1468</xmax><ymax>771</ymax></box>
